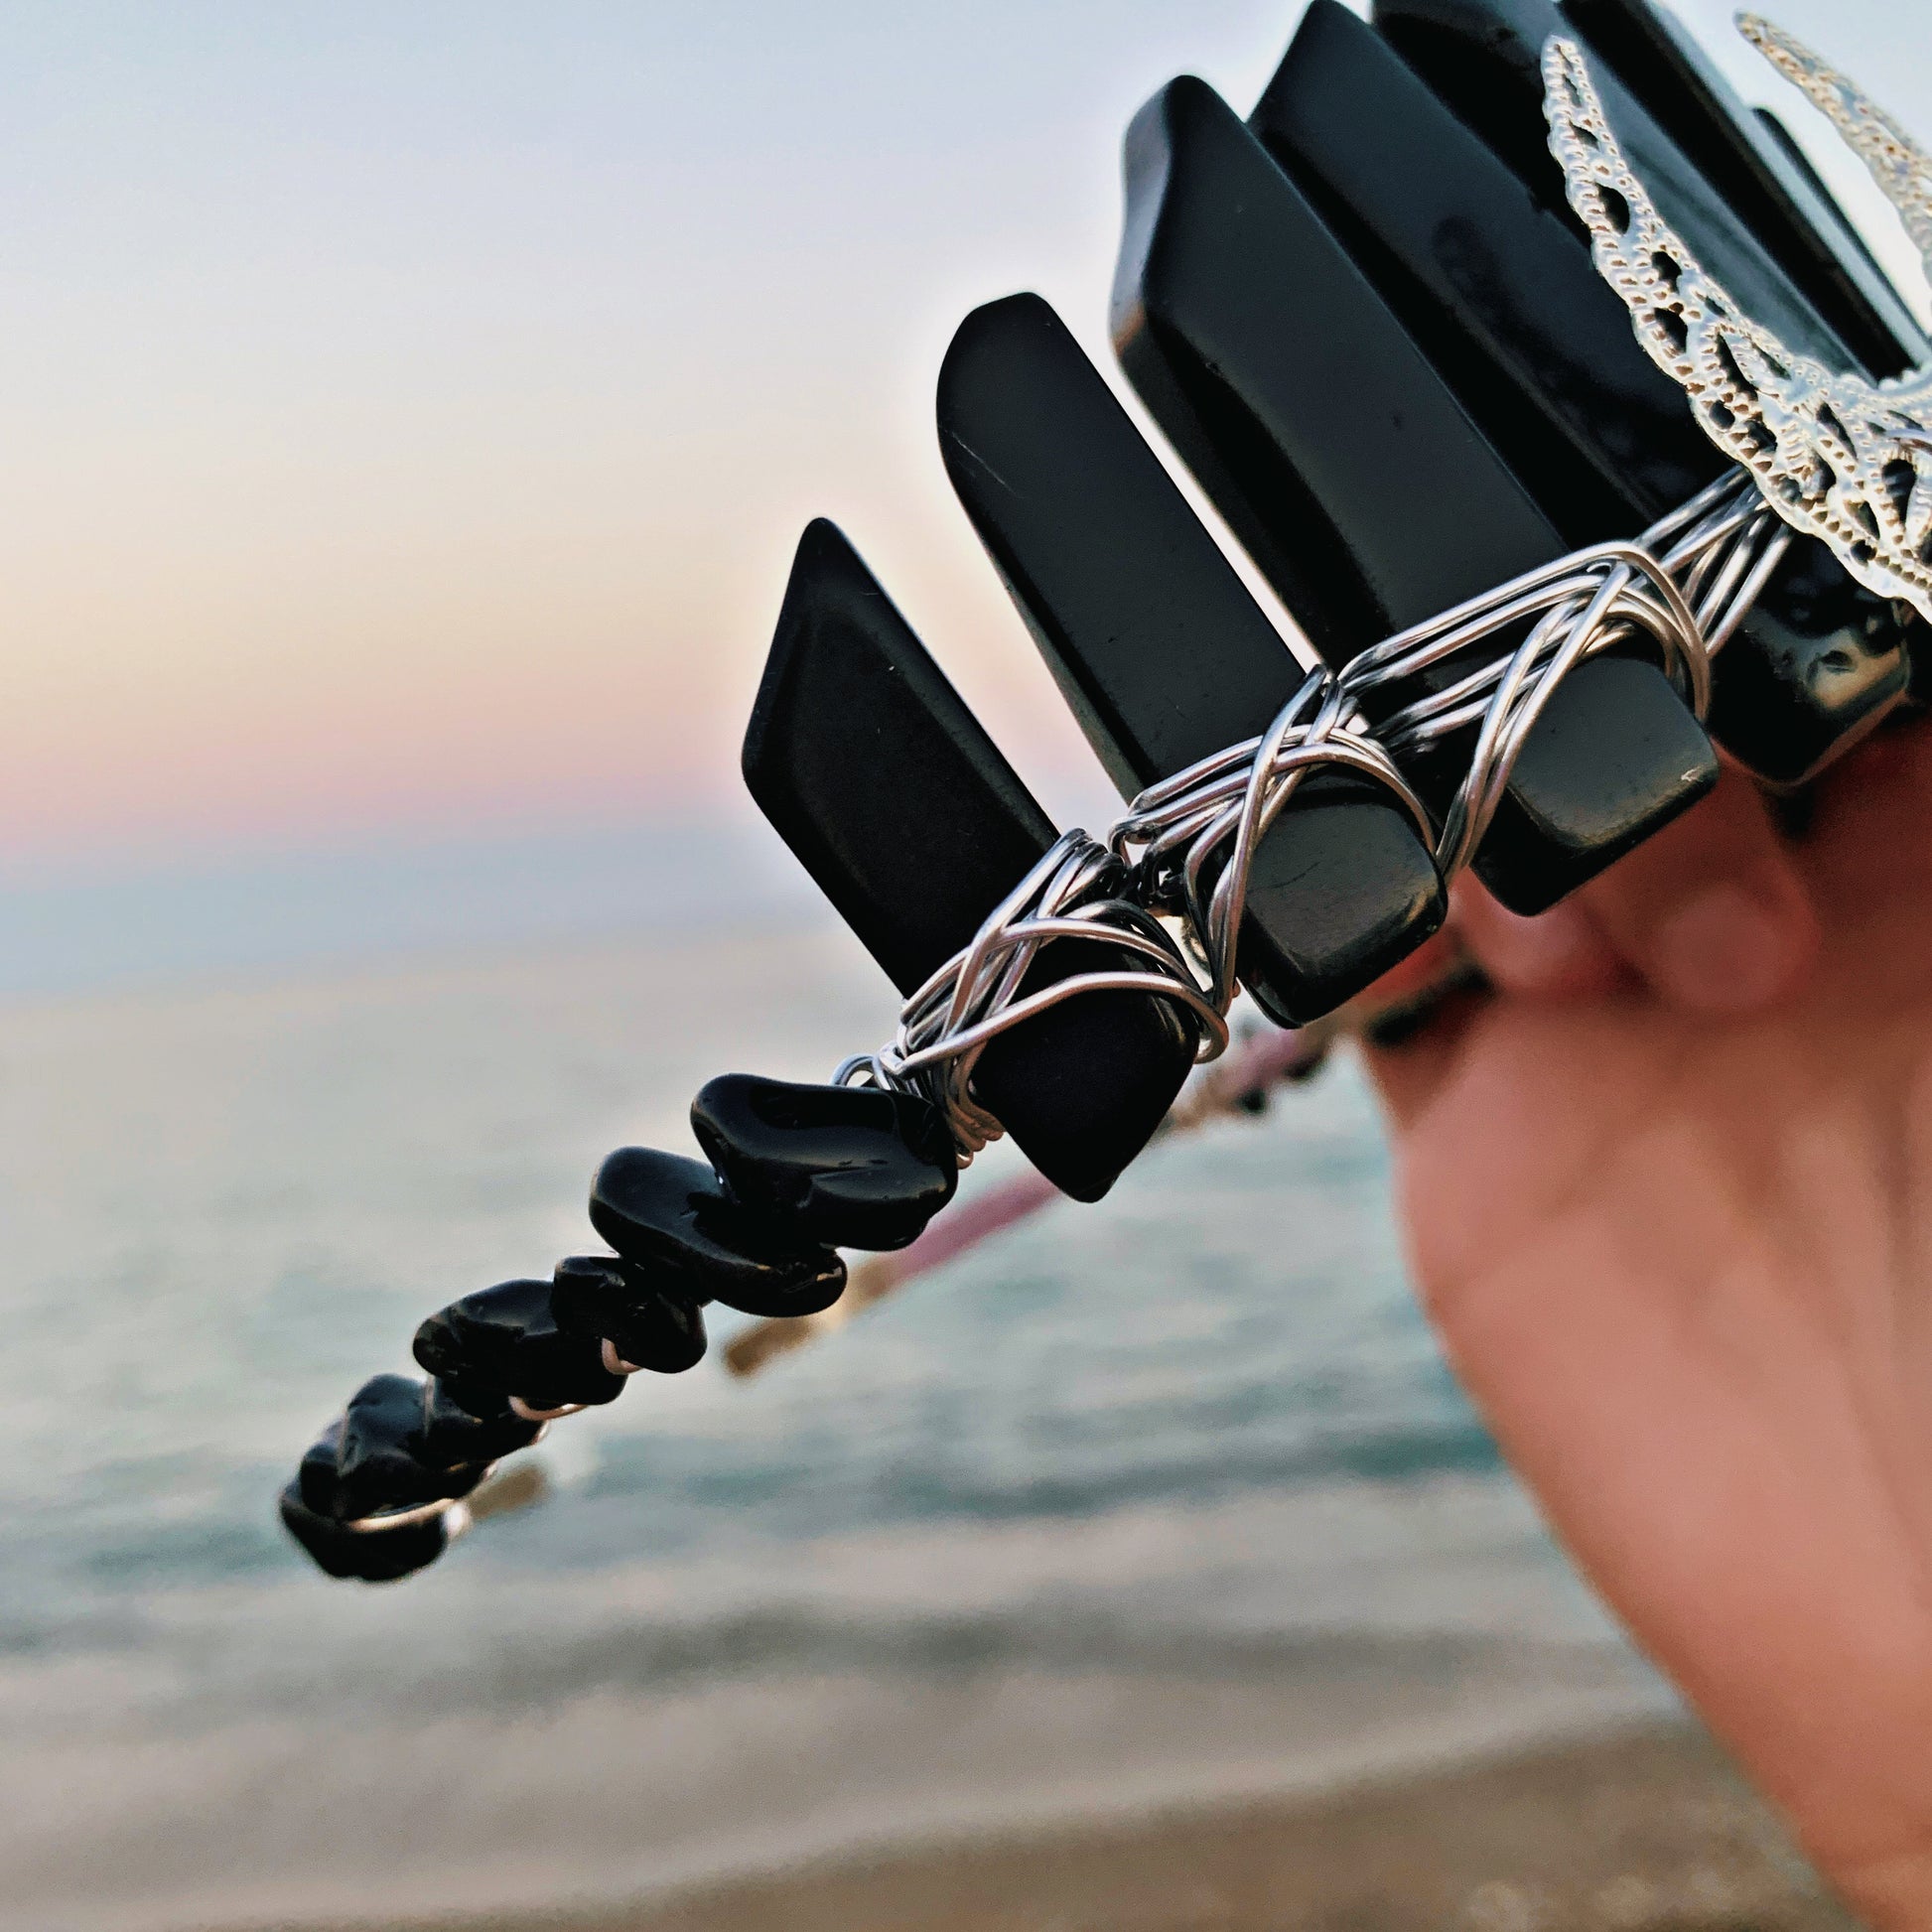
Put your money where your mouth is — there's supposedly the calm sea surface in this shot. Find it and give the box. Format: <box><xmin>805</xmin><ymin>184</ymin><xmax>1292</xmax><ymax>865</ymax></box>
<box><xmin>0</xmin><ymin>915</ymin><xmax>1669</xmax><ymax>1931</ymax></box>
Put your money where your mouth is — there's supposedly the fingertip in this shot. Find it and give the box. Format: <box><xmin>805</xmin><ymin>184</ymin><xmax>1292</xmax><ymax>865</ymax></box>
<box><xmin>1641</xmin><ymin>874</ymin><xmax>1820</xmax><ymax>1014</ymax></box>
<box><xmin>1363</xmin><ymin>977</ymin><xmax>1491</xmax><ymax>1133</ymax></box>
<box><xmin>1449</xmin><ymin>880</ymin><xmax>1624</xmax><ymax>999</ymax></box>
<box><xmin>1580</xmin><ymin>766</ymin><xmax>1820</xmax><ymax>1016</ymax></box>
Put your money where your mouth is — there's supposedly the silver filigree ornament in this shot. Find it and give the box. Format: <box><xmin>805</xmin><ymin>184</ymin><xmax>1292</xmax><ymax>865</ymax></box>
<box><xmin>1543</xmin><ymin>24</ymin><xmax>1932</xmax><ymax>624</ymax></box>
<box><xmin>1739</xmin><ymin>13</ymin><xmax>1932</xmax><ymax>290</ymax></box>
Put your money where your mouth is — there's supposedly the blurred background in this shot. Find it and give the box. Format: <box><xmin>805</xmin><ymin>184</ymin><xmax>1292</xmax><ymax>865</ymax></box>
<box><xmin>0</xmin><ymin>3</ymin><xmax>1918</xmax><ymax>1927</ymax></box>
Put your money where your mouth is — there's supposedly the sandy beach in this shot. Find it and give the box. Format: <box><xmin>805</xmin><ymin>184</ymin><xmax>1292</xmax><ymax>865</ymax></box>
<box><xmin>339</xmin><ymin>1724</ymin><xmax>1850</xmax><ymax>1932</ymax></box>
<box><xmin>0</xmin><ymin>940</ymin><xmax>1849</xmax><ymax>1932</ymax></box>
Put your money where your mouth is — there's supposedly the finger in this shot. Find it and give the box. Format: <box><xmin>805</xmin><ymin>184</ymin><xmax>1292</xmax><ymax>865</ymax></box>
<box><xmin>1342</xmin><ymin>927</ymin><xmax>1487</xmax><ymax>1133</ymax></box>
<box><xmin>1448</xmin><ymin>877</ymin><xmax>1623</xmax><ymax>999</ymax></box>
<box><xmin>1365</xmin><ymin>878</ymin><xmax>1620</xmax><ymax>1134</ymax></box>
<box><xmin>1802</xmin><ymin>711</ymin><xmax>1932</xmax><ymax>933</ymax></box>
<box><xmin>1574</xmin><ymin>764</ymin><xmax>1819</xmax><ymax>1014</ymax></box>
<box><xmin>1363</xmin><ymin>973</ymin><xmax>1492</xmax><ymax>1133</ymax></box>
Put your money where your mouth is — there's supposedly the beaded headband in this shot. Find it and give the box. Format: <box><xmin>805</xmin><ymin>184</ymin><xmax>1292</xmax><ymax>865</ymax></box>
<box><xmin>281</xmin><ymin>8</ymin><xmax>1931</xmax><ymax>1582</ymax></box>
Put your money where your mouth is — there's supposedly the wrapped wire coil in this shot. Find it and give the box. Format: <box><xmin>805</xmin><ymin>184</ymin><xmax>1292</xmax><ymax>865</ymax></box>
<box><xmin>1107</xmin><ymin>667</ymin><xmax>1435</xmax><ymax>1017</ymax></box>
<box><xmin>834</xmin><ymin>830</ymin><xmax>1227</xmax><ymax>1163</ymax></box>
<box><xmin>836</xmin><ymin>471</ymin><xmax>1783</xmax><ymax>1164</ymax></box>
<box><xmin>1342</xmin><ymin>472</ymin><xmax>1777</xmax><ymax>881</ymax></box>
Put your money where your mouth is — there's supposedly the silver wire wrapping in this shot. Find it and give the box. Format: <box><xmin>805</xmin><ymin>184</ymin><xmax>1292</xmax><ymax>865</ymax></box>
<box><xmin>834</xmin><ymin>830</ymin><xmax>1228</xmax><ymax>1162</ymax></box>
<box><xmin>1342</xmin><ymin>471</ymin><xmax>1778</xmax><ymax>881</ymax></box>
<box><xmin>834</xmin><ymin>473</ymin><xmax>1782</xmax><ymax>1154</ymax></box>
<box><xmin>1108</xmin><ymin>667</ymin><xmax>1435</xmax><ymax>1017</ymax></box>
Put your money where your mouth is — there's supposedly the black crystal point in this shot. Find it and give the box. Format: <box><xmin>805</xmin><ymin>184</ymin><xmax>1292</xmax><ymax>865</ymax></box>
<box><xmin>413</xmin><ymin>1279</ymin><xmax>626</xmax><ymax>1411</ymax></box>
<box><xmin>937</xmin><ymin>293</ymin><xmax>1445</xmax><ymax>1025</ymax></box>
<box><xmin>742</xmin><ymin>520</ymin><xmax>1198</xmax><ymax>1199</ymax></box>
<box><xmin>691</xmin><ymin>1075</ymin><xmax>957</xmax><ymax>1251</ymax></box>
<box><xmin>1251</xmin><ymin>0</ymin><xmax>1909</xmax><ymax>785</ymax></box>
<box><xmin>1113</xmin><ymin>74</ymin><xmax>1716</xmax><ymax>912</ymax></box>
<box><xmin>1254</xmin><ymin>1</ymin><xmax>1723</xmax><ymax>545</ymax></box>
<box><xmin>552</xmin><ymin>1253</ymin><xmax>709</xmax><ymax>1373</ymax></box>
<box><xmin>297</xmin><ymin>1374</ymin><xmax>488</xmax><ymax>1523</ymax></box>
<box><xmin>1704</xmin><ymin>543</ymin><xmax>1912</xmax><ymax>782</ymax></box>
<box><xmin>280</xmin><ymin>1472</ymin><xmax>450</xmax><ymax>1583</ymax></box>
<box><xmin>590</xmin><ymin>1146</ymin><xmax>847</xmax><ymax>1316</ymax></box>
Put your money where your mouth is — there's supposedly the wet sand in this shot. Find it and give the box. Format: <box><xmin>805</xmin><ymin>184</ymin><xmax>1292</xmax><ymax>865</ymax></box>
<box><xmin>366</xmin><ymin>1724</ymin><xmax>1857</xmax><ymax>1932</ymax></box>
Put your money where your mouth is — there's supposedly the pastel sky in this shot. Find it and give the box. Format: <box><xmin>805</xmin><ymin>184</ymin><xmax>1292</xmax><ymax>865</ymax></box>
<box><xmin>1</xmin><ymin>0</ymin><xmax>1924</xmax><ymax>873</ymax></box>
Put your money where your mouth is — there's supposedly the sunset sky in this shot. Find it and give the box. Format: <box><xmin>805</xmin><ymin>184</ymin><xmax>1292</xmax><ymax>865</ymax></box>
<box><xmin>0</xmin><ymin>0</ymin><xmax>1923</xmax><ymax>892</ymax></box>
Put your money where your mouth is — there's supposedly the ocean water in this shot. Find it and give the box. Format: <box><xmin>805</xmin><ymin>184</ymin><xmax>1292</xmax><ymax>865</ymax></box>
<box><xmin>0</xmin><ymin>916</ymin><xmax>1670</xmax><ymax>1932</ymax></box>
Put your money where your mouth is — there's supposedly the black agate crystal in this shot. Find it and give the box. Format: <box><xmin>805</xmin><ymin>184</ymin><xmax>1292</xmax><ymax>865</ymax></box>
<box><xmin>743</xmin><ymin>521</ymin><xmax>1199</xmax><ymax>1202</ymax></box>
<box><xmin>551</xmin><ymin>1253</ymin><xmax>709</xmax><ymax>1373</ymax></box>
<box><xmin>589</xmin><ymin>1146</ymin><xmax>848</xmax><ymax>1317</ymax></box>
<box><xmin>1112</xmin><ymin>73</ymin><xmax>1719</xmax><ymax>913</ymax></box>
<box><xmin>412</xmin><ymin>1279</ymin><xmax>627</xmax><ymax>1412</ymax></box>
<box><xmin>414</xmin><ymin>1377</ymin><xmax>546</xmax><ymax>1464</ymax></box>
<box><xmin>692</xmin><ymin>1075</ymin><xmax>957</xmax><ymax>1251</ymax></box>
<box><xmin>296</xmin><ymin>1373</ymin><xmax>490</xmax><ymax>1523</ymax></box>
<box><xmin>279</xmin><ymin>1478</ymin><xmax>454</xmax><ymax>1583</ymax></box>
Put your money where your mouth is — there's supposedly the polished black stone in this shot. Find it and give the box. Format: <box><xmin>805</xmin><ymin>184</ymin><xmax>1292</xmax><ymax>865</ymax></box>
<box><xmin>280</xmin><ymin>1472</ymin><xmax>450</xmax><ymax>1583</ymax></box>
<box><xmin>412</xmin><ymin>1279</ymin><xmax>627</xmax><ymax>1411</ymax></box>
<box><xmin>1252</xmin><ymin>0</ymin><xmax>1910</xmax><ymax>785</ymax></box>
<box><xmin>589</xmin><ymin>1146</ymin><xmax>847</xmax><ymax>1317</ymax></box>
<box><xmin>1753</xmin><ymin>107</ymin><xmax>1893</xmax><ymax>299</ymax></box>
<box><xmin>937</xmin><ymin>293</ymin><xmax>1445</xmax><ymax>1024</ymax></box>
<box><xmin>297</xmin><ymin>1374</ymin><xmax>488</xmax><ymax>1523</ymax></box>
<box><xmin>742</xmin><ymin>520</ymin><xmax>1198</xmax><ymax>1198</ymax></box>
<box><xmin>1255</xmin><ymin>1</ymin><xmax>1720</xmax><ymax>543</ymax></box>
<box><xmin>295</xmin><ymin>1422</ymin><xmax>350</xmax><ymax>1521</ymax></box>
<box><xmin>416</xmin><ymin>1378</ymin><xmax>545</xmax><ymax>1464</ymax></box>
<box><xmin>690</xmin><ymin>1075</ymin><xmax>957</xmax><ymax>1250</ymax></box>
<box><xmin>552</xmin><ymin>1253</ymin><xmax>709</xmax><ymax>1372</ymax></box>
<box><xmin>1113</xmin><ymin>75</ymin><xmax>1716</xmax><ymax>912</ymax></box>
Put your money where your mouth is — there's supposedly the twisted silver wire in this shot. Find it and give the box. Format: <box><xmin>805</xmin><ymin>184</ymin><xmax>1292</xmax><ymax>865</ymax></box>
<box><xmin>1649</xmin><ymin>469</ymin><xmax>1793</xmax><ymax>658</ymax></box>
<box><xmin>834</xmin><ymin>831</ymin><xmax>1227</xmax><ymax>1162</ymax></box>
<box><xmin>1342</xmin><ymin>471</ymin><xmax>1774</xmax><ymax>881</ymax></box>
<box><xmin>831</xmin><ymin>471</ymin><xmax>1779</xmax><ymax>1171</ymax></box>
<box><xmin>1107</xmin><ymin>666</ymin><xmax>1435</xmax><ymax>1017</ymax></box>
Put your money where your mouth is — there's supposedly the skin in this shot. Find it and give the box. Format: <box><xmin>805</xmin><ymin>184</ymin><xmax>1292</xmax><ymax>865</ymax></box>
<box><xmin>1361</xmin><ymin>719</ymin><xmax>1932</xmax><ymax>1928</ymax></box>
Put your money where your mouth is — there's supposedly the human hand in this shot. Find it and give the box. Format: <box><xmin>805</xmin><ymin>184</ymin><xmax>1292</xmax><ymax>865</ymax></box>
<box><xmin>1365</xmin><ymin>719</ymin><xmax>1932</xmax><ymax>1929</ymax></box>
